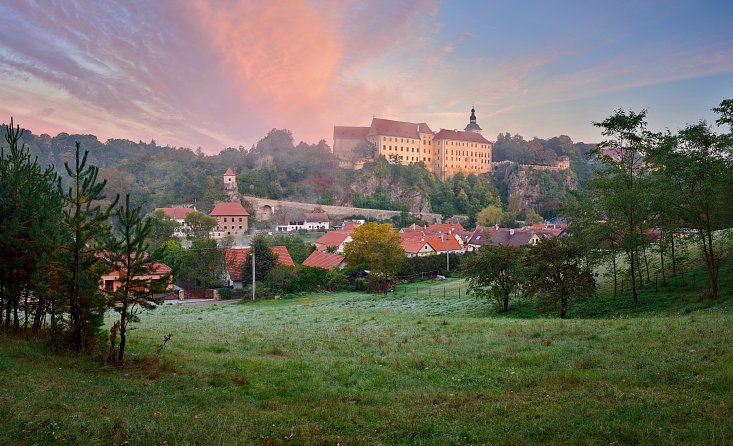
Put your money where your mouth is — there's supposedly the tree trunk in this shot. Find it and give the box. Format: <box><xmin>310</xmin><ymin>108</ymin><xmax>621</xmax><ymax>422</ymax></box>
<box><xmin>559</xmin><ymin>295</ymin><xmax>568</xmax><ymax>319</ymax></box>
<box><xmin>659</xmin><ymin>242</ymin><xmax>666</xmax><ymax>287</ymax></box>
<box><xmin>704</xmin><ymin>218</ymin><xmax>718</xmax><ymax>300</ymax></box>
<box><xmin>629</xmin><ymin>250</ymin><xmax>638</xmax><ymax>304</ymax></box>
<box><xmin>670</xmin><ymin>234</ymin><xmax>677</xmax><ymax>275</ymax></box>
<box><xmin>502</xmin><ymin>296</ymin><xmax>509</xmax><ymax>313</ymax></box>
<box><xmin>611</xmin><ymin>249</ymin><xmax>618</xmax><ymax>297</ymax></box>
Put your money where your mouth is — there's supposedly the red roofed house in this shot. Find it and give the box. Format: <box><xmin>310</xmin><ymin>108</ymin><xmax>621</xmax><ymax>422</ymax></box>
<box><xmin>424</xmin><ymin>235</ymin><xmax>465</xmax><ymax>254</ymax></box>
<box><xmin>400</xmin><ymin>239</ymin><xmax>436</xmax><ymax>258</ymax></box>
<box><xmin>314</xmin><ymin>231</ymin><xmax>352</xmax><ymax>253</ymax></box>
<box><xmin>100</xmin><ymin>257</ymin><xmax>173</xmax><ymax>294</ymax></box>
<box><xmin>223</xmin><ymin>246</ymin><xmax>295</xmax><ymax>288</ymax></box>
<box><xmin>154</xmin><ymin>206</ymin><xmax>196</xmax><ymax>238</ymax></box>
<box><xmin>209</xmin><ymin>201</ymin><xmax>249</xmax><ymax>239</ymax></box>
<box><xmin>302</xmin><ymin>250</ymin><xmax>345</xmax><ymax>270</ymax></box>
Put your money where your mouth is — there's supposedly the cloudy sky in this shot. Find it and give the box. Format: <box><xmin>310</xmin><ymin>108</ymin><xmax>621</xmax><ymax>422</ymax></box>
<box><xmin>1</xmin><ymin>0</ymin><xmax>731</xmax><ymax>152</ymax></box>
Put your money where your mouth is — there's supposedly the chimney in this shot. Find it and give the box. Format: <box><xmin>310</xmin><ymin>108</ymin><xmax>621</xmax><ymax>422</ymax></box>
<box><xmin>509</xmin><ymin>228</ymin><xmax>515</xmax><ymax>236</ymax></box>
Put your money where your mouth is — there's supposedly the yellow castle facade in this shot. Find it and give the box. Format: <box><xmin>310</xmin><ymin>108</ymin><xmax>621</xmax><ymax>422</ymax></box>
<box><xmin>334</xmin><ymin>107</ymin><xmax>492</xmax><ymax>181</ymax></box>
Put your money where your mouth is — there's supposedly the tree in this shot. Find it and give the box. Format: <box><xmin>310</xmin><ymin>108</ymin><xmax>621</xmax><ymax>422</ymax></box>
<box><xmin>242</xmin><ymin>235</ymin><xmax>277</xmax><ymax>284</ymax></box>
<box><xmin>184</xmin><ymin>211</ymin><xmax>217</xmax><ymax>239</ymax></box>
<box><xmin>589</xmin><ymin>109</ymin><xmax>653</xmax><ymax>304</ymax></box>
<box><xmin>524</xmin><ymin>237</ymin><xmax>596</xmax><ymax>318</ymax></box>
<box><xmin>645</xmin><ymin>101</ymin><xmax>733</xmax><ymax>299</ymax></box>
<box><xmin>146</xmin><ymin>210</ymin><xmax>179</xmax><ymax>250</ymax></box>
<box><xmin>476</xmin><ymin>205</ymin><xmax>503</xmax><ymax>226</ymax></box>
<box><xmin>175</xmin><ymin>238</ymin><xmax>224</xmax><ymax>289</ymax></box>
<box><xmin>524</xmin><ymin>209</ymin><xmax>544</xmax><ymax>225</ymax></box>
<box><xmin>103</xmin><ymin>194</ymin><xmax>170</xmax><ymax>363</ymax></box>
<box><xmin>343</xmin><ymin>222</ymin><xmax>405</xmax><ymax>292</ymax></box>
<box><xmin>266</xmin><ymin>234</ymin><xmax>315</xmax><ymax>264</ymax></box>
<box><xmin>61</xmin><ymin>142</ymin><xmax>118</xmax><ymax>350</ymax></box>
<box><xmin>462</xmin><ymin>245</ymin><xmax>525</xmax><ymax>312</ymax></box>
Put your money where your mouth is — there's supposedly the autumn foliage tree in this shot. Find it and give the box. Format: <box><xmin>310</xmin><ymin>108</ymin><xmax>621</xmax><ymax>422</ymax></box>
<box><xmin>343</xmin><ymin>222</ymin><xmax>405</xmax><ymax>292</ymax></box>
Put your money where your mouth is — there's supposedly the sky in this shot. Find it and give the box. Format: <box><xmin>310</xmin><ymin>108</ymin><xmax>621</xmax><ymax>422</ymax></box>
<box><xmin>0</xmin><ymin>0</ymin><xmax>731</xmax><ymax>153</ymax></box>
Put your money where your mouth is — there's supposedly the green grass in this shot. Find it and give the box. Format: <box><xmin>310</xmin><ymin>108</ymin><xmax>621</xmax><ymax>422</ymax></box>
<box><xmin>1</xmin><ymin>269</ymin><xmax>732</xmax><ymax>445</ymax></box>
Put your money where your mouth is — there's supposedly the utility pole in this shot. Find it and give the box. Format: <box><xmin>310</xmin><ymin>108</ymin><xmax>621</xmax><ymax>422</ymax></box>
<box><xmin>445</xmin><ymin>236</ymin><xmax>450</xmax><ymax>272</ymax></box>
<box><xmin>251</xmin><ymin>249</ymin><xmax>256</xmax><ymax>301</ymax></box>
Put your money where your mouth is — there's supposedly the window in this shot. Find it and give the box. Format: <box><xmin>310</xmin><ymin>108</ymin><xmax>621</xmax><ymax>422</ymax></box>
<box><xmin>224</xmin><ymin>217</ymin><xmax>227</xmax><ymax>222</ymax></box>
<box><xmin>104</xmin><ymin>280</ymin><xmax>114</xmax><ymax>291</ymax></box>
<box><xmin>239</xmin><ymin>226</ymin><xmax>242</xmax><ymax>230</ymax></box>
<box><xmin>239</xmin><ymin>218</ymin><xmax>243</xmax><ymax>222</ymax></box>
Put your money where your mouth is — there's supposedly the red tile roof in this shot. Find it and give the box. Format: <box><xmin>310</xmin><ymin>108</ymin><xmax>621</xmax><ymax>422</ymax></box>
<box><xmin>426</xmin><ymin>223</ymin><xmax>465</xmax><ymax>234</ymax></box>
<box><xmin>369</xmin><ymin>118</ymin><xmax>435</xmax><ymax>139</ymax></box>
<box><xmin>315</xmin><ymin>231</ymin><xmax>351</xmax><ymax>247</ymax></box>
<box><xmin>224</xmin><ymin>168</ymin><xmax>235</xmax><ymax>176</ymax></box>
<box><xmin>424</xmin><ymin>236</ymin><xmax>463</xmax><ymax>252</ymax></box>
<box><xmin>400</xmin><ymin>239</ymin><xmax>434</xmax><ymax>254</ymax></box>
<box><xmin>155</xmin><ymin>207</ymin><xmax>195</xmax><ymax>220</ymax></box>
<box><xmin>334</xmin><ymin>126</ymin><xmax>370</xmax><ymax>139</ymax></box>
<box><xmin>271</xmin><ymin>246</ymin><xmax>295</xmax><ymax>266</ymax></box>
<box><xmin>302</xmin><ymin>250</ymin><xmax>345</xmax><ymax>270</ymax></box>
<box><xmin>210</xmin><ymin>202</ymin><xmax>249</xmax><ymax>217</ymax></box>
<box><xmin>434</xmin><ymin>129</ymin><xmax>491</xmax><ymax>144</ymax></box>
<box><xmin>224</xmin><ymin>246</ymin><xmax>294</xmax><ymax>281</ymax></box>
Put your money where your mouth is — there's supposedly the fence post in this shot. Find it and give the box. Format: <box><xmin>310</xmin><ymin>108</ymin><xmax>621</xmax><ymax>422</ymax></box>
<box><xmin>416</xmin><ymin>286</ymin><xmax>418</xmax><ymax>298</ymax></box>
<box><xmin>458</xmin><ymin>287</ymin><xmax>461</xmax><ymax>298</ymax></box>
<box><xmin>443</xmin><ymin>287</ymin><xmax>446</xmax><ymax>299</ymax></box>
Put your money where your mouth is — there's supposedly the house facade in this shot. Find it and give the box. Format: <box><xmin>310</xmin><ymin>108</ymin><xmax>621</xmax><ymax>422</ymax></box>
<box><xmin>154</xmin><ymin>206</ymin><xmax>196</xmax><ymax>238</ymax></box>
<box><xmin>275</xmin><ymin>212</ymin><xmax>330</xmax><ymax>232</ymax></box>
<box><xmin>209</xmin><ymin>201</ymin><xmax>249</xmax><ymax>239</ymax></box>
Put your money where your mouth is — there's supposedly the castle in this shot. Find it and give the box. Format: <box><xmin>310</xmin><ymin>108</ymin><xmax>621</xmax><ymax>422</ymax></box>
<box><xmin>334</xmin><ymin>107</ymin><xmax>493</xmax><ymax>181</ymax></box>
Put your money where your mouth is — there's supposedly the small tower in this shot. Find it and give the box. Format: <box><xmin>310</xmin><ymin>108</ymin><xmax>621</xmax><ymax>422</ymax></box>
<box><xmin>464</xmin><ymin>106</ymin><xmax>482</xmax><ymax>134</ymax></box>
<box><xmin>223</xmin><ymin>167</ymin><xmax>239</xmax><ymax>202</ymax></box>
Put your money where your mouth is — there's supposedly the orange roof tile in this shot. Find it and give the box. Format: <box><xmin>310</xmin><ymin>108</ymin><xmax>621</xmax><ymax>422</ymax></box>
<box><xmin>210</xmin><ymin>202</ymin><xmax>249</xmax><ymax>217</ymax></box>
<box><xmin>224</xmin><ymin>168</ymin><xmax>235</xmax><ymax>176</ymax></box>
<box><xmin>155</xmin><ymin>207</ymin><xmax>195</xmax><ymax>220</ymax></box>
<box><xmin>400</xmin><ymin>239</ymin><xmax>433</xmax><ymax>254</ymax></box>
<box><xmin>424</xmin><ymin>236</ymin><xmax>462</xmax><ymax>252</ymax></box>
<box><xmin>369</xmin><ymin>118</ymin><xmax>434</xmax><ymax>139</ymax></box>
<box><xmin>426</xmin><ymin>223</ymin><xmax>465</xmax><ymax>234</ymax></box>
<box><xmin>315</xmin><ymin>231</ymin><xmax>351</xmax><ymax>247</ymax></box>
<box><xmin>302</xmin><ymin>250</ymin><xmax>345</xmax><ymax>270</ymax></box>
<box><xmin>224</xmin><ymin>246</ymin><xmax>293</xmax><ymax>281</ymax></box>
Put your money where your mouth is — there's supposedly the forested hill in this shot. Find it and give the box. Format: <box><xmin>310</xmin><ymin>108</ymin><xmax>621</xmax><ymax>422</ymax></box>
<box><xmin>4</xmin><ymin>124</ymin><xmax>598</xmax><ymax>221</ymax></box>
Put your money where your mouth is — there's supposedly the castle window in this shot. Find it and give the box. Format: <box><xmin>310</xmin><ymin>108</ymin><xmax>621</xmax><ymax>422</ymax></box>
<box><xmin>224</xmin><ymin>218</ymin><xmax>227</xmax><ymax>222</ymax></box>
<box><xmin>239</xmin><ymin>218</ymin><xmax>243</xmax><ymax>222</ymax></box>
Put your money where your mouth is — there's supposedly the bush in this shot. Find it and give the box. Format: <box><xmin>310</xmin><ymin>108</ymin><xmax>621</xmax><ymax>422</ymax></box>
<box><xmin>398</xmin><ymin>253</ymin><xmax>464</xmax><ymax>279</ymax></box>
<box><xmin>324</xmin><ymin>269</ymin><xmax>348</xmax><ymax>291</ymax></box>
<box><xmin>265</xmin><ymin>265</ymin><xmax>300</xmax><ymax>293</ymax></box>
<box><xmin>217</xmin><ymin>288</ymin><xmax>234</xmax><ymax>300</ymax></box>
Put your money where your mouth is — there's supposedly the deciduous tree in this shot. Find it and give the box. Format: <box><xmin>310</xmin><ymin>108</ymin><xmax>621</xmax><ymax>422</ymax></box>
<box><xmin>343</xmin><ymin>222</ymin><xmax>405</xmax><ymax>292</ymax></box>
<box><xmin>462</xmin><ymin>245</ymin><xmax>525</xmax><ymax>312</ymax></box>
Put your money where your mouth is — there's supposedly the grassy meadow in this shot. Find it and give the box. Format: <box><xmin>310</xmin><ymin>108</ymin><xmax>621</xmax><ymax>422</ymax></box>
<box><xmin>1</xmin><ymin>272</ymin><xmax>732</xmax><ymax>445</ymax></box>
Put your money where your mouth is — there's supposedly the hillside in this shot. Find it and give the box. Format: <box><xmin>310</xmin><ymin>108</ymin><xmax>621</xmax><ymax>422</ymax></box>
<box><xmin>5</xmin><ymin>124</ymin><xmax>597</xmax><ymax>222</ymax></box>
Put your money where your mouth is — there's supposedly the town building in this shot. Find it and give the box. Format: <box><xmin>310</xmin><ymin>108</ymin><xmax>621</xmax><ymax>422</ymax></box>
<box><xmin>223</xmin><ymin>167</ymin><xmax>239</xmax><ymax>202</ymax></box>
<box><xmin>209</xmin><ymin>201</ymin><xmax>249</xmax><ymax>239</ymax></box>
<box><xmin>275</xmin><ymin>212</ymin><xmax>330</xmax><ymax>232</ymax></box>
<box><xmin>154</xmin><ymin>206</ymin><xmax>196</xmax><ymax>238</ymax></box>
<box><xmin>314</xmin><ymin>231</ymin><xmax>353</xmax><ymax>253</ymax></box>
<box><xmin>100</xmin><ymin>257</ymin><xmax>173</xmax><ymax>294</ymax></box>
<box><xmin>334</xmin><ymin>107</ymin><xmax>492</xmax><ymax>180</ymax></box>
<box><xmin>223</xmin><ymin>246</ymin><xmax>295</xmax><ymax>289</ymax></box>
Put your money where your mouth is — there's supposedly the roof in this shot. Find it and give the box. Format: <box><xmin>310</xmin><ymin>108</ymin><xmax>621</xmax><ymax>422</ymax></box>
<box><xmin>424</xmin><ymin>236</ymin><xmax>463</xmax><ymax>252</ymax></box>
<box><xmin>368</xmin><ymin>118</ymin><xmax>435</xmax><ymax>139</ymax></box>
<box><xmin>303</xmin><ymin>212</ymin><xmax>329</xmax><ymax>223</ymax></box>
<box><xmin>315</xmin><ymin>231</ymin><xmax>351</xmax><ymax>247</ymax></box>
<box><xmin>271</xmin><ymin>246</ymin><xmax>295</xmax><ymax>266</ymax></box>
<box><xmin>210</xmin><ymin>201</ymin><xmax>249</xmax><ymax>217</ymax></box>
<box><xmin>341</xmin><ymin>220</ymin><xmax>363</xmax><ymax>232</ymax></box>
<box><xmin>224</xmin><ymin>246</ymin><xmax>294</xmax><ymax>281</ymax></box>
<box><xmin>465</xmin><ymin>122</ymin><xmax>482</xmax><ymax>132</ymax></box>
<box><xmin>302</xmin><ymin>250</ymin><xmax>345</xmax><ymax>270</ymax></box>
<box><xmin>400</xmin><ymin>239</ymin><xmax>434</xmax><ymax>254</ymax></box>
<box><xmin>224</xmin><ymin>168</ymin><xmax>235</xmax><ymax>176</ymax></box>
<box><xmin>434</xmin><ymin>129</ymin><xmax>491</xmax><ymax>144</ymax></box>
<box><xmin>98</xmin><ymin>251</ymin><xmax>172</xmax><ymax>277</ymax></box>
<box><xmin>155</xmin><ymin>207</ymin><xmax>195</xmax><ymax>220</ymax></box>
<box><xmin>334</xmin><ymin>126</ymin><xmax>370</xmax><ymax>139</ymax></box>
<box><xmin>426</xmin><ymin>223</ymin><xmax>465</xmax><ymax>234</ymax></box>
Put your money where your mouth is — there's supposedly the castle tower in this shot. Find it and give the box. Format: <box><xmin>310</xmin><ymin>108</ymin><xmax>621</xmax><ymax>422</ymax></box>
<box><xmin>223</xmin><ymin>167</ymin><xmax>239</xmax><ymax>202</ymax></box>
<box><xmin>464</xmin><ymin>106</ymin><xmax>482</xmax><ymax>134</ymax></box>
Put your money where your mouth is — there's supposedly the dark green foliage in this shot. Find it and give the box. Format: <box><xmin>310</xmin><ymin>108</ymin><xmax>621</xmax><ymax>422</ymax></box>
<box><xmin>103</xmin><ymin>194</ymin><xmax>170</xmax><ymax>363</ymax></box>
<box><xmin>174</xmin><ymin>238</ymin><xmax>224</xmax><ymax>289</ymax></box>
<box><xmin>184</xmin><ymin>211</ymin><xmax>217</xmax><ymax>239</ymax></box>
<box><xmin>266</xmin><ymin>234</ymin><xmax>315</xmax><ymax>264</ymax></box>
<box><xmin>462</xmin><ymin>245</ymin><xmax>525</xmax><ymax>312</ymax></box>
<box><xmin>146</xmin><ymin>210</ymin><xmax>179</xmax><ymax>250</ymax></box>
<box><xmin>524</xmin><ymin>238</ymin><xmax>596</xmax><ymax>318</ymax></box>
<box><xmin>398</xmin><ymin>253</ymin><xmax>462</xmax><ymax>278</ymax></box>
<box><xmin>242</xmin><ymin>235</ymin><xmax>277</xmax><ymax>284</ymax></box>
<box><xmin>61</xmin><ymin>142</ymin><xmax>118</xmax><ymax>350</ymax></box>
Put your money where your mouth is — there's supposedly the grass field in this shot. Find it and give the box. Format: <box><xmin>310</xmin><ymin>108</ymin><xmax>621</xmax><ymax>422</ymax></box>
<box><xmin>1</xmin><ymin>271</ymin><xmax>732</xmax><ymax>445</ymax></box>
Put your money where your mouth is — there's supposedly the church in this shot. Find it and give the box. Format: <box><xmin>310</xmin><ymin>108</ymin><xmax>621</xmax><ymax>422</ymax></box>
<box><xmin>333</xmin><ymin>107</ymin><xmax>492</xmax><ymax>181</ymax></box>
